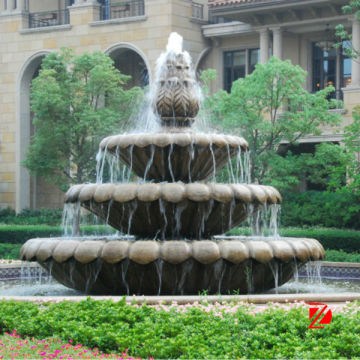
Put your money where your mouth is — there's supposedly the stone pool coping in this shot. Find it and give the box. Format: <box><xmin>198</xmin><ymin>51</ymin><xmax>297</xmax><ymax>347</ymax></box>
<box><xmin>1</xmin><ymin>293</ymin><xmax>360</xmax><ymax>304</ymax></box>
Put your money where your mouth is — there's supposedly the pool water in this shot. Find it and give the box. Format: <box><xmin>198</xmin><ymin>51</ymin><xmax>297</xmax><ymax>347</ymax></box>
<box><xmin>1</xmin><ymin>277</ymin><xmax>360</xmax><ymax>296</ymax></box>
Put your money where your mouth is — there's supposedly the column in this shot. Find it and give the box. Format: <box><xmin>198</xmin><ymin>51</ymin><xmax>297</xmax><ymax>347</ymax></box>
<box><xmin>272</xmin><ymin>27</ymin><xmax>283</xmax><ymax>60</ymax></box>
<box><xmin>8</xmin><ymin>0</ymin><xmax>15</xmax><ymax>10</ymax></box>
<box><xmin>350</xmin><ymin>17</ymin><xmax>360</xmax><ymax>87</ymax></box>
<box><xmin>336</xmin><ymin>47</ymin><xmax>341</xmax><ymax>100</ymax></box>
<box><xmin>259</xmin><ymin>28</ymin><xmax>270</xmax><ymax>63</ymax></box>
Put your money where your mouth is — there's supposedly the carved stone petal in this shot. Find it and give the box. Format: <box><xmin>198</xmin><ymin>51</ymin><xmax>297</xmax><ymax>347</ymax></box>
<box><xmin>162</xmin><ymin>183</ymin><xmax>186</xmax><ymax>203</ymax></box>
<box><xmin>172</xmin><ymin>133</ymin><xmax>192</xmax><ymax>146</ymax></box>
<box><xmin>113</xmin><ymin>184</ymin><xmax>138</xmax><ymax>202</ymax></box>
<box><xmin>153</xmin><ymin>133</ymin><xmax>171</xmax><ymax>147</ymax></box>
<box><xmin>247</xmin><ymin>241</ymin><xmax>274</xmax><ymax>263</ymax></box>
<box><xmin>107</xmin><ymin>135</ymin><xmax>123</xmax><ymax>150</ymax></box>
<box><xmin>137</xmin><ymin>184</ymin><xmax>161</xmax><ymax>202</ymax></box>
<box><xmin>129</xmin><ymin>241</ymin><xmax>160</xmax><ymax>265</ymax></box>
<box><xmin>267</xmin><ymin>186</ymin><xmax>282</xmax><ymax>203</ymax></box>
<box><xmin>230</xmin><ymin>184</ymin><xmax>252</xmax><ymax>203</ymax></box>
<box><xmin>25</xmin><ymin>239</ymin><xmax>43</xmax><ymax>261</ymax></box>
<box><xmin>65</xmin><ymin>184</ymin><xmax>84</xmax><ymax>203</ymax></box>
<box><xmin>270</xmin><ymin>240</ymin><xmax>294</xmax><ymax>262</ymax></box>
<box><xmin>219</xmin><ymin>241</ymin><xmax>249</xmax><ymax>263</ymax></box>
<box><xmin>74</xmin><ymin>241</ymin><xmax>104</xmax><ymax>264</ymax></box>
<box><xmin>101</xmin><ymin>241</ymin><xmax>129</xmax><ymax>264</ymax></box>
<box><xmin>93</xmin><ymin>184</ymin><xmax>115</xmax><ymax>202</ymax></box>
<box><xmin>302</xmin><ymin>238</ymin><xmax>321</xmax><ymax>260</ymax></box>
<box><xmin>262</xmin><ymin>186</ymin><xmax>278</xmax><ymax>204</ymax></box>
<box><xmin>118</xmin><ymin>134</ymin><xmax>140</xmax><ymax>148</ymax></box>
<box><xmin>286</xmin><ymin>239</ymin><xmax>310</xmax><ymax>262</ymax></box>
<box><xmin>161</xmin><ymin>241</ymin><xmax>191</xmax><ymax>264</ymax></box>
<box><xmin>210</xmin><ymin>184</ymin><xmax>233</xmax><ymax>203</ymax></box>
<box><xmin>78</xmin><ymin>184</ymin><xmax>98</xmax><ymax>202</ymax></box>
<box><xmin>136</xmin><ymin>134</ymin><xmax>154</xmax><ymax>148</ymax></box>
<box><xmin>186</xmin><ymin>183</ymin><xmax>211</xmax><ymax>202</ymax></box>
<box><xmin>211</xmin><ymin>134</ymin><xmax>227</xmax><ymax>147</ymax></box>
<box><xmin>99</xmin><ymin>136</ymin><xmax>111</xmax><ymax>149</ymax></box>
<box><xmin>195</xmin><ymin>133</ymin><xmax>211</xmax><ymax>147</ymax></box>
<box><xmin>246</xmin><ymin>185</ymin><xmax>267</xmax><ymax>204</ymax></box>
<box><xmin>36</xmin><ymin>239</ymin><xmax>60</xmax><ymax>262</ymax></box>
<box><xmin>192</xmin><ymin>241</ymin><xmax>220</xmax><ymax>264</ymax></box>
<box><xmin>53</xmin><ymin>240</ymin><xmax>80</xmax><ymax>263</ymax></box>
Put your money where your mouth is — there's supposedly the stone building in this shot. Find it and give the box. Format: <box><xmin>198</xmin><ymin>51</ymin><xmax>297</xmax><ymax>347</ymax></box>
<box><xmin>0</xmin><ymin>0</ymin><xmax>358</xmax><ymax>212</ymax></box>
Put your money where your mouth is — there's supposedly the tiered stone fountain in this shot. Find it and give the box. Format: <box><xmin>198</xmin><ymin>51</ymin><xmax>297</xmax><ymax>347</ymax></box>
<box><xmin>20</xmin><ymin>34</ymin><xmax>324</xmax><ymax>295</ymax></box>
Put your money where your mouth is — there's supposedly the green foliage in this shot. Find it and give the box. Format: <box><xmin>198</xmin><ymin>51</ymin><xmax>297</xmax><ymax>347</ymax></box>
<box><xmin>335</xmin><ymin>1</ymin><xmax>360</xmax><ymax>58</ymax></box>
<box><xmin>0</xmin><ymin>207</ymin><xmax>62</xmax><ymax>226</ymax></box>
<box><xmin>0</xmin><ymin>225</ymin><xmax>115</xmax><ymax>245</ymax></box>
<box><xmin>0</xmin><ymin>243</ymin><xmax>22</xmax><ymax>259</ymax></box>
<box><xmin>325</xmin><ymin>249</ymin><xmax>360</xmax><ymax>262</ymax></box>
<box><xmin>341</xmin><ymin>106</ymin><xmax>360</xmax><ymax>195</ymax></box>
<box><xmin>280</xmin><ymin>191</ymin><xmax>360</xmax><ymax>229</ymax></box>
<box><xmin>203</xmin><ymin>57</ymin><xmax>341</xmax><ymax>187</ymax></box>
<box><xmin>1</xmin><ymin>299</ymin><xmax>360</xmax><ymax>358</ymax></box>
<box><xmin>228</xmin><ymin>227</ymin><xmax>360</xmax><ymax>252</ymax></box>
<box><xmin>24</xmin><ymin>48</ymin><xmax>143</xmax><ymax>189</ymax></box>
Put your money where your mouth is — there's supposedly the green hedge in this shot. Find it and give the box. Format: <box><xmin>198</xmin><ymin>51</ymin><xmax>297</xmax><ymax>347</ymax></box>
<box><xmin>280</xmin><ymin>191</ymin><xmax>360</xmax><ymax>229</ymax></box>
<box><xmin>0</xmin><ymin>207</ymin><xmax>63</xmax><ymax>226</ymax></box>
<box><xmin>325</xmin><ymin>249</ymin><xmax>360</xmax><ymax>263</ymax></box>
<box><xmin>0</xmin><ymin>225</ymin><xmax>115</xmax><ymax>244</ymax></box>
<box><xmin>228</xmin><ymin>227</ymin><xmax>360</xmax><ymax>252</ymax></box>
<box><xmin>0</xmin><ymin>243</ymin><xmax>22</xmax><ymax>259</ymax></box>
<box><xmin>0</xmin><ymin>299</ymin><xmax>360</xmax><ymax>358</ymax></box>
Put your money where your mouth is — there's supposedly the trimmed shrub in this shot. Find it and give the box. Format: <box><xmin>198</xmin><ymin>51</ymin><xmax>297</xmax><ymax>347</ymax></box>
<box><xmin>228</xmin><ymin>227</ymin><xmax>360</xmax><ymax>252</ymax></box>
<box><xmin>0</xmin><ymin>243</ymin><xmax>22</xmax><ymax>259</ymax></box>
<box><xmin>1</xmin><ymin>299</ymin><xmax>360</xmax><ymax>358</ymax></box>
<box><xmin>324</xmin><ymin>249</ymin><xmax>360</xmax><ymax>263</ymax></box>
<box><xmin>0</xmin><ymin>225</ymin><xmax>115</xmax><ymax>244</ymax></box>
<box><xmin>280</xmin><ymin>191</ymin><xmax>360</xmax><ymax>229</ymax></box>
<box><xmin>0</xmin><ymin>207</ymin><xmax>63</xmax><ymax>226</ymax></box>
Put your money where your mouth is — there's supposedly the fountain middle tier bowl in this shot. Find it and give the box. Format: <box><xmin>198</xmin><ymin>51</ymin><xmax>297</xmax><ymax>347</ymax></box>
<box><xmin>99</xmin><ymin>132</ymin><xmax>249</xmax><ymax>182</ymax></box>
<box><xmin>65</xmin><ymin>183</ymin><xmax>281</xmax><ymax>239</ymax></box>
<box><xmin>21</xmin><ymin>237</ymin><xmax>324</xmax><ymax>295</ymax></box>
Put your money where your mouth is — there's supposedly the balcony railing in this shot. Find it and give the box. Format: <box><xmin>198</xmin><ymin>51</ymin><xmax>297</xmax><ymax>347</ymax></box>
<box><xmin>29</xmin><ymin>9</ymin><xmax>69</xmax><ymax>28</ymax></box>
<box><xmin>100</xmin><ymin>0</ymin><xmax>145</xmax><ymax>20</ymax></box>
<box><xmin>192</xmin><ymin>2</ymin><xmax>204</xmax><ymax>20</ymax></box>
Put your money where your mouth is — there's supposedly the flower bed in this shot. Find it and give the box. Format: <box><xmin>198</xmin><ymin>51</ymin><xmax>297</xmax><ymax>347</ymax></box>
<box><xmin>0</xmin><ymin>330</ymin><xmax>139</xmax><ymax>359</ymax></box>
<box><xmin>0</xmin><ymin>299</ymin><xmax>359</xmax><ymax>359</ymax></box>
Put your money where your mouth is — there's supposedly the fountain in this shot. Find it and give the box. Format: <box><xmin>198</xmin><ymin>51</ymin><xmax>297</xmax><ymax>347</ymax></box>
<box><xmin>20</xmin><ymin>33</ymin><xmax>324</xmax><ymax>295</ymax></box>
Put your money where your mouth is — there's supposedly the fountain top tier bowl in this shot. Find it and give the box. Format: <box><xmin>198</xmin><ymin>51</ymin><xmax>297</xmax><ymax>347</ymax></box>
<box><xmin>99</xmin><ymin>132</ymin><xmax>249</xmax><ymax>182</ymax></box>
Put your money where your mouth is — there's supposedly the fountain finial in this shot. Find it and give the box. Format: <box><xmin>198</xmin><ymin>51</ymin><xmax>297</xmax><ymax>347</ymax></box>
<box><xmin>153</xmin><ymin>33</ymin><xmax>200</xmax><ymax>127</ymax></box>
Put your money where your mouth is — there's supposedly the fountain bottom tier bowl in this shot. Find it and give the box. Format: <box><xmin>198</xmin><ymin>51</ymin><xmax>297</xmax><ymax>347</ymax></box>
<box><xmin>21</xmin><ymin>237</ymin><xmax>325</xmax><ymax>295</ymax></box>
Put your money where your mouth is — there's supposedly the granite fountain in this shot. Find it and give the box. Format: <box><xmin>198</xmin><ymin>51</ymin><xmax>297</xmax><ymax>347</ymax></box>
<box><xmin>20</xmin><ymin>33</ymin><xmax>325</xmax><ymax>295</ymax></box>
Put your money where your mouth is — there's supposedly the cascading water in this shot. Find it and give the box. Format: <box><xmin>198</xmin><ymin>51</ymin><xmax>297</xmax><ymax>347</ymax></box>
<box><xmin>20</xmin><ymin>32</ymin><xmax>325</xmax><ymax>295</ymax></box>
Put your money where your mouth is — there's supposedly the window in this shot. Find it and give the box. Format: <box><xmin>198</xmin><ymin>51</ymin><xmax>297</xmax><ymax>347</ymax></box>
<box><xmin>249</xmin><ymin>49</ymin><xmax>260</xmax><ymax>74</ymax></box>
<box><xmin>224</xmin><ymin>48</ymin><xmax>259</xmax><ymax>92</ymax></box>
<box><xmin>312</xmin><ymin>42</ymin><xmax>351</xmax><ymax>99</ymax></box>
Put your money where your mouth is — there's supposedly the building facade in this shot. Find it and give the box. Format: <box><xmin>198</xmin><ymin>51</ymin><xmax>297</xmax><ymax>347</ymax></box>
<box><xmin>0</xmin><ymin>0</ymin><xmax>359</xmax><ymax>211</ymax></box>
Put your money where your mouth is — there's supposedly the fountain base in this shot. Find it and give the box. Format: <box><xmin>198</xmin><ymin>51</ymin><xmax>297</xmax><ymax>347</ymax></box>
<box><xmin>21</xmin><ymin>237</ymin><xmax>324</xmax><ymax>295</ymax></box>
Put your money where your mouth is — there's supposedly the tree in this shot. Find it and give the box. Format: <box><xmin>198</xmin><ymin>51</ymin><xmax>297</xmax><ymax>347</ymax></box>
<box><xmin>202</xmin><ymin>57</ymin><xmax>341</xmax><ymax>190</ymax></box>
<box><xmin>24</xmin><ymin>48</ymin><xmax>142</xmax><ymax>189</ymax></box>
<box><xmin>335</xmin><ymin>1</ymin><xmax>360</xmax><ymax>58</ymax></box>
